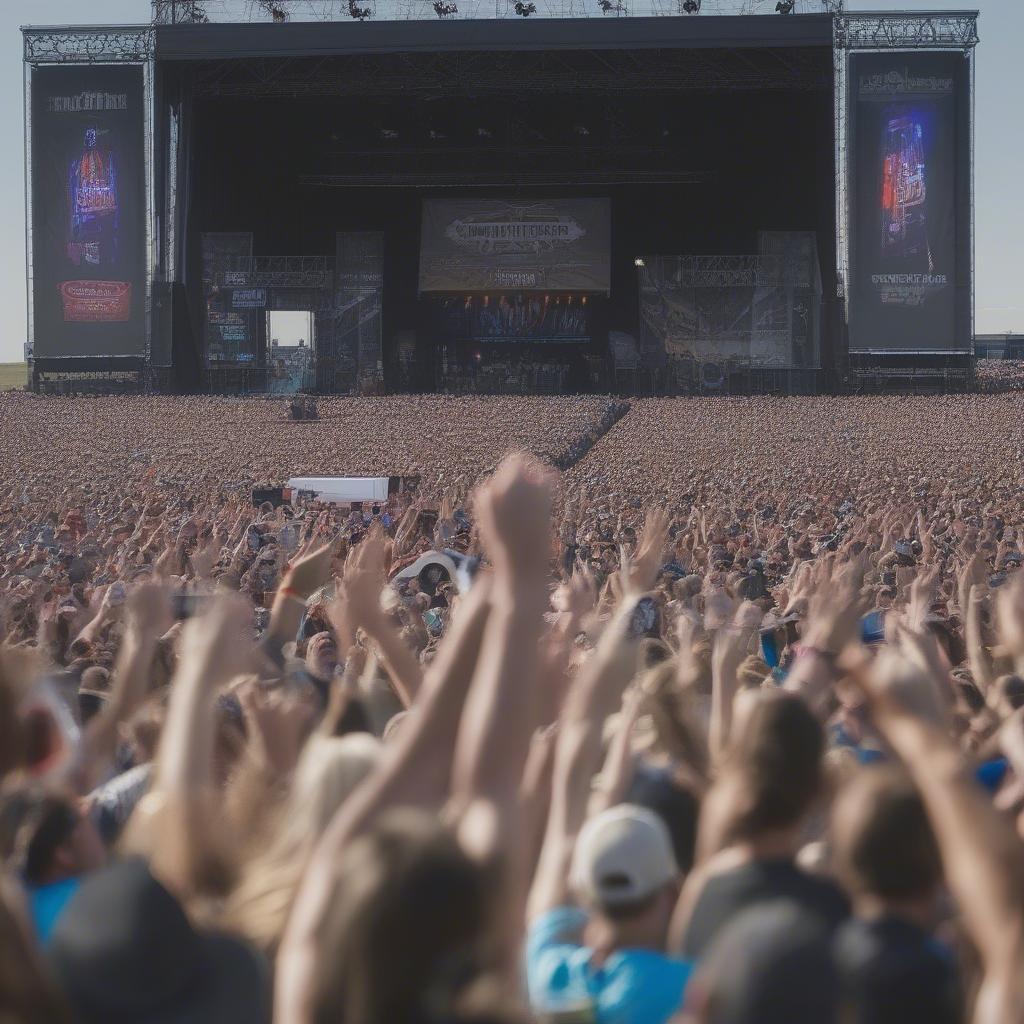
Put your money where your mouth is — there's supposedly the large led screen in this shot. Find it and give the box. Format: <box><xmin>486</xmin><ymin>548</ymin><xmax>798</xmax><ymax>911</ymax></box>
<box><xmin>849</xmin><ymin>53</ymin><xmax>969</xmax><ymax>352</ymax></box>
<box><xmin>419</xmin><ymin>199</ymin><xmax>611</xmax><ymax>294</ymax></box>
<box><xmin>30</xmin><ymin>65</ymin><xmax>146</xmax><ymax>358</ymax></box>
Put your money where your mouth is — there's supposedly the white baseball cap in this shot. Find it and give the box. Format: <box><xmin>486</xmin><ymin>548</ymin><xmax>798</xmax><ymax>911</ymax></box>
<box><xmin>571</xmin><ymin>804</ymin><xmax>677</xmax><ymax>908</ymax></box>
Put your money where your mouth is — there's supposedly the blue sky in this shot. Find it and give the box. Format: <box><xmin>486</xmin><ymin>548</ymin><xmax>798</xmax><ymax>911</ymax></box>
<box><xmin>2</xmin><ymin>0</ymin><xmax>1020</xmax><ymax>361</ymax></box>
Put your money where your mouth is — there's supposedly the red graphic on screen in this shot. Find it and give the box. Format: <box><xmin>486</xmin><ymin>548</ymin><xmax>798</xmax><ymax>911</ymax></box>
<box><xmin>60</xmin><ymin>280</ymin><xmax>131</xmax><ymax>322</ymax></box>
<box><xmin>880</xmin><ymin>114</ymin><xmax>932</xmax><ymax>270</ymax></box>
<box><xmin>66</xmin><ymin>126</ymin><xmax>120</xmax><ymax>268</ymax></box>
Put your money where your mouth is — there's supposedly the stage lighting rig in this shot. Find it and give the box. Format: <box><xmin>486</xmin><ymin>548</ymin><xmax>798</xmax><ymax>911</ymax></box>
<box><xmin>682</xmin><ymin>0</ymin><xmax>700</xmax><ymax>13</ymax></box>
<box><xmin>775</xmin><ymin>0</ymin><xmax>795</xmax><ymax>12</ymax></box>
<box><xmin>514</xmin><ymin>1</ymin><xmax>538</xmax><ymax>14</ymax></box>
<box><xmin>598</xmin><ymin>0</ymin><xmax>626</xmax><ymax>13</ymax></box>
<box><xmin>348</xmin><ymin>0</ymin><xmax>372</xmax><ymax>18</ymax></box>
<box><xmin>434</xmin><ymin>0</ymin><xmax>458</xmax><ymax>15</ymax></box>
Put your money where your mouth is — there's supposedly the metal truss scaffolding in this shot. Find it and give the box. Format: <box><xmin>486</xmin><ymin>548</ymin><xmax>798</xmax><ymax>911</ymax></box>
<box><xmin>152</xmin><ymin>0</ymin><xmax>840</xmax><ymax>23</ymax></box>
<box><xmin>23</xmin><ymin>26</ymin><xmax>154</xmax><ymax>64</ymax></box>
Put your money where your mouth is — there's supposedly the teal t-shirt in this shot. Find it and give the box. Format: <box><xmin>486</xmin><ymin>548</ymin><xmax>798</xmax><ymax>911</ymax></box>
<box><xmin>29</xmin><ymin>877</ymin><xmax>81</xmax><ymax>945</ymax></box>
<box><xmin>526</xmin><ymin>906</ymin><xmax>692</xmax><ymax>1024</ymax></box>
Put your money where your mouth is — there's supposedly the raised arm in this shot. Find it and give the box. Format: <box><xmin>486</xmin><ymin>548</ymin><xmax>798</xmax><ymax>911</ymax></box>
<box><xmin>852</xmin><ymin>645</ymin><xmax>1024</xmax><ymax>1022</ymax></box>
<box><xmin>275</xmin><ymin>572</ymin><xmax>493</xmax><ymax>1024</ymax></box>
<box><xmin>74</xmin><ymin>584</ymin><xmax>173</xmax><ymax>793</ymax></box>
<box><xmin>528</xmin><ymin>598</ymin><xmax>641</xmax><ymax>920</ymax></box>
<box><xmin>260</xmin><ymin>540</ymin><xmax>332</xmax><ymax>666</ymax></box>
<box><xmin>129</xmin><ymin>595</ymin><xmax>255</xmax><ymax>900</ymax></box>
<box><xmin>342</xmin><ymin>530</ymin><xmax>423</xmax><ymax>707</ymax></box>
<box><xmin>449</xmin><ymin>456</ymin><xmax>552</xmax><ymax>862</ymax></box>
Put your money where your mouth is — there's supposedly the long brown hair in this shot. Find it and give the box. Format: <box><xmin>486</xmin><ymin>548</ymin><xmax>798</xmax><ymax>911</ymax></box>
<box><xmin>310</xmin><ymin>811</ymin><xmax>506</xmax><ymax>1024</ymax></box>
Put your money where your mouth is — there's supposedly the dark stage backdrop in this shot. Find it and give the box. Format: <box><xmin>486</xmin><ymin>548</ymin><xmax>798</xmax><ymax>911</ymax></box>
<box><xmin>336</xmin><ymin>232</ymin><xmax>384</xmax><ymax>386</ymax></box>
<box><xmin>849</xmin><ymin>52</ymin><xmax>969</xmax><ymax>353</ymax></box>
<box><xmin>201</xmin><ymin>232</ymin><xmax>256</xmax><ymax>363</ymax></box>
<box><xmin>31</xmin><ymin>65</ymin><xmax>146</xmax><ymax>358</ymax></box>
<box><xmin>419</xmin><ymin>198</ymin><xmax>611</xmax><ymax>294</ymax></box>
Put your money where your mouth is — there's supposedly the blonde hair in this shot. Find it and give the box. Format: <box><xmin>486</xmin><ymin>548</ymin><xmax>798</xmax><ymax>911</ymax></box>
<box><xmin>224</xmin><ymin>732</ymin><xmax>381</xmax><ymax>957</ymax></box>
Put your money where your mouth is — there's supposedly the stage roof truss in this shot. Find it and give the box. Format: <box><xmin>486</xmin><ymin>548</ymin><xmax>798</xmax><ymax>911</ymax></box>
<box><xmin>23</xmin><ymin>25</ymin><xmax>155</xmax><ymax>64</ymax></box>
<box><xmin>835</xmin><ymin>11</ymin><xmax>979</xmax><ymax>52</ymax></box>
<box><xmin>180</xmin><ymin>44</ymin><xmax>832</xmax><ymax>97</ymax></box>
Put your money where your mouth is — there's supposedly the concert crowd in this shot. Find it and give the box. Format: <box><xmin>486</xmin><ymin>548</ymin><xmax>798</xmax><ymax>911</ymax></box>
<box><xmin>4</xmin><ymin>389</ymin><xmax>1024</xmax><ymax>1023</ymax></box>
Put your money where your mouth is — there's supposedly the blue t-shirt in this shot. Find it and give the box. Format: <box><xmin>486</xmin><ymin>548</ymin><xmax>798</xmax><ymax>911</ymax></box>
<box><xmin>29</xmin><ymin>877</ymin><xmax>81</xmax><ymax>945</ymax></box>
<box><xmin>526</xmin><ymin>906</ymin><xmax>692</xmax><ymax>1024</ymax></box>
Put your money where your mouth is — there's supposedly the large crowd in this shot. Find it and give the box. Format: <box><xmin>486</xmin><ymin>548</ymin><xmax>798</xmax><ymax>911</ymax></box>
<box><xmin>4</xmin><ymin>389</ymin><xmax>1024</xmax><ymax>1022</ymax></box>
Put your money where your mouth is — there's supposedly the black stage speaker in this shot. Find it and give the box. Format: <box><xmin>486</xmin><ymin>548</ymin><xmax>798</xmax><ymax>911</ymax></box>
<box><xmin>151</xmin><ymin>281</ymin><xmax>174</xmax><ymax>368</ymax></box>
<box><xmin>252</xmin><ymin>487</ymin><xmax>286</xmax><ymax>509</ymax></box>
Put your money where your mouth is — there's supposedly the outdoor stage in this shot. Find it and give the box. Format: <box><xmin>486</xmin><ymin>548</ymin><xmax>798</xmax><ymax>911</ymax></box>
<box><xmin>23</xmin><ymin>4</ymin><xmax>978</xmax><ymax>396</ymax></box>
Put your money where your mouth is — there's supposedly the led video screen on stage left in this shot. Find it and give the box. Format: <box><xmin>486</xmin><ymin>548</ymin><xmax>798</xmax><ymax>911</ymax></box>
<box><xmin>31</xmin><ymin>65</ymin><xmax>146</xmax><ymax>358</ymax></box>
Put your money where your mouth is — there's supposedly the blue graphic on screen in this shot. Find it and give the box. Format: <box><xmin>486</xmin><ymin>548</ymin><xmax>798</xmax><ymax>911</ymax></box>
<box><xmin>880</xmin><ymin>109</ymin><xmax>932</xmax><ymax>270</ymax></box>
<box><xmin>67</xmin><ymin>126</ymin><xmax>120</xmax><ymax>268</ymax></box>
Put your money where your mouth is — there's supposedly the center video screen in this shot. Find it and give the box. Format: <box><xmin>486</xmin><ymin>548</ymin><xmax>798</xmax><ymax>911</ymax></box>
<box><xmin>432</xmin><ymin>293</ymin><xmax>591</xmax><ymax>344</ymax></box>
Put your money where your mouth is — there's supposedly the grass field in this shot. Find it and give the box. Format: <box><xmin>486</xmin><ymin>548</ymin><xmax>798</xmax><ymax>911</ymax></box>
<box><xmin>0</xmin><ymin>363</ymin><xmax>27</xmax><ymax>391</ymax></box>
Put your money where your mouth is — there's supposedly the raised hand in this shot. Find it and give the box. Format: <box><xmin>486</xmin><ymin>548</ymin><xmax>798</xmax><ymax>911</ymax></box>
<box><xmin>475</xmin><ymin>454</ymin><xmax>552</xmax><ymax>584</ymax></box>
<box><xmin>621</xmin><ymin>507</ymin><xmax>670</xmax><ymax>595</ymax></box>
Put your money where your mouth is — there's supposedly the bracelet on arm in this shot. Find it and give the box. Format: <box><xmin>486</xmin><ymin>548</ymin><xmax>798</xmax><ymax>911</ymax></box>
<box><xmin>792</xmin><ymin>644</ymin><xmax>838</xmax><ymax>664</ymax></box>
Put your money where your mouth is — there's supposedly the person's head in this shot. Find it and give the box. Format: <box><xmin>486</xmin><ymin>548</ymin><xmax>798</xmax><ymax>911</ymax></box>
<box><xmin>0</xmin><ymin>788</ymin><xmax>105</xmax><ymax>887</ymax></box>
<box><xmin>227</xmin><ymin>733</ymin><xmax>381</xmax><ymax>956</ymax></box>
<box><xmin>831</xmin><ymin>766</ymin><xmax>942</xmax><ymax>914</ymax></box>
<box><xmin>77</xmin><ymin>666</ymin><xmax>110</xmax><ymax>725</ymax></box>
<box><xmin>571</xmin><ymin>804</ymin><xmax>680</xmax><ymax>948</ymax></box>
<box><xmin>48</xmin><ymin>857</ymin><xmax>266</xmax><ymax>1024</ymax></box>
<box><xmin>993</xmin><ymin>674</ymin><xmax>1024</xmax><ymax>717</ymax></box>
<box><xmin>305</xmin><ymin>631</ymin><xmax>339</xmax><ymax>683</ymax></box>
<box><xmin>681</xmin><ymin>900</ymin><xmax>840</xmax><ymax>1023</ymax></box>
<box><xmin>627</xmin><ymin>765</ymin><xmax>701</xmax><ymax>875</ymax></box>
<box><xmin>310</xmin><ymin>810</ymin><xmax>497</xmax><ymax>1024</ymax></box>
<box><xmin>719</xmin><ymin>692</ymin><xmax>824</xmax><ymax>844</ymax></box>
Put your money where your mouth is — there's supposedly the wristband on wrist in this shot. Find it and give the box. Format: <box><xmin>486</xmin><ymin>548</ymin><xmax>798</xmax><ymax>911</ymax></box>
<box><xmin>277</xmin><ymin>586</ymin><xmax>306</xmax><ymax>604</ymax></box>
<box><xmin>793</xmin><ymin>644</ymin><xmax>838</xmax><ymax>663</ymax></box>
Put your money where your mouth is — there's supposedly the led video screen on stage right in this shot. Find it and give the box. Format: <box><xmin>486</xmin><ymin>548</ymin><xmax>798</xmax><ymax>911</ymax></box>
<box><xmin>848</xmin><ymin>52</ymin><xmax>970</xmax><ymax>353</ymax></box>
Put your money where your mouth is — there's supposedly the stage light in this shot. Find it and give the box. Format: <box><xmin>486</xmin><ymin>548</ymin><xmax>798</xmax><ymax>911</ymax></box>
<box><xmin>433</xmin><ymin>0</ymin><xmax>458</xmax><ymax>15</ymax></box>
<box><xmin>775</xmin><ymin>0</ymin><xmax>795</xmax><ymax>12</ymax></box>
<box><xmin>634</xmin><ymin>258</ymin><xmax>646</xmax><ymax>268</ymax></box>
<box><xmin>574</xmin><ymin>124</ymin><xmax>590</xmax><ymax>137</ymax></box>
<box><xmin>514</xmin><ymin>0</ymin><xmax>537</xmax><ymax>13</ymax></box>
<box><xmin>380</xmin><ymin>128</ymin><xmax>399</xmax><ymax>140</ymax></box>
<box><xmin>682</xmin><ymin>0</ymin><xmax>700</xmax><ymax>12</ymax></box>
<box><xmin>476</xmin><ymin>127</ymin><xmax>493</xmax><ymax>139</ymax></box>
<box><xmin>348</xmin><ymin>0</ymin><xmax>372</xmax><ymax>18</ymax></box>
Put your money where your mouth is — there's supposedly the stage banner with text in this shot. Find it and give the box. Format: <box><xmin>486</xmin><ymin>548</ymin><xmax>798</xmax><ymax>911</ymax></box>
<box><xmin>31</xmin><ymin>65</ymin><xmax>146</xmax><ymax>358</ymax></box>
<box><xmin>418</xmin><ymin>199</ymin><xmax>611</xmax><ymax>294</ymax></box>
<box><xmin>201</xmin><ymin>233</ymin><xmax>255</xmax><ymax>363</ymax></box>
<box><xmin>849</xmin><ymin>52</ymin><xmax>969</xmax><ymax>353</ymax></box>
<box><xmin>335</xmin><ymin>232</ymin><xmax>384</xmax><ymax>387</ymax></box>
